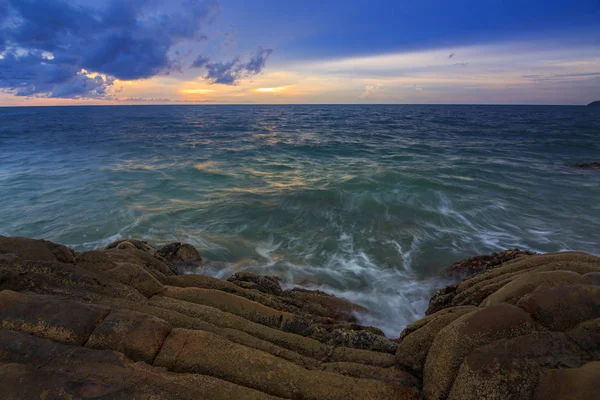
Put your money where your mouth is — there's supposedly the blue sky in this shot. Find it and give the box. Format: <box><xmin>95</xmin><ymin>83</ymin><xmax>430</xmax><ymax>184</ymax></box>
<box><xmin>0</xmin><ymin>0</ymin><xmax>599</xmax><ymax>105</ymax></box>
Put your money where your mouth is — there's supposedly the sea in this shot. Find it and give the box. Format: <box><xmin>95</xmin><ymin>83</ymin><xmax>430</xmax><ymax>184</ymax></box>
<box><xmin>1</xmin><ymin>104</ymin><xmax>599</xmax><ymax>336</ymax></box>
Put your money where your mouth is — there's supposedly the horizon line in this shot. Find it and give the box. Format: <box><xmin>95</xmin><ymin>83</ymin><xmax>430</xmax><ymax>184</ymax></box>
<box><xmin>0</xmin><ymin>102</ymin><xmax>596</xmax><ymax>108</ymax></box>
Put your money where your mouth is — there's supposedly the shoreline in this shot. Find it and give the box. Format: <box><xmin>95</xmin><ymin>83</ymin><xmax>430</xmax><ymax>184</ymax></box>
<box><xmin>1</xmin><ymin>234</ymin><xmax>599</xmax><ymax>399</ymax></box>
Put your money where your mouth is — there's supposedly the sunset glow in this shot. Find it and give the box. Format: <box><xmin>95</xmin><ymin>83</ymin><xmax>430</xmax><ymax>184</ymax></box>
<box><xmin>180</xmin><ymin>89</ymin><xmax>216</xmax><ymax>94</ymax></box>
<box><xmin>255</xmin><ymin>86</ymin><xmax>293</xmax><ymax>93</ymax></box>
<box><xmin>0</xmin><ymin>0</ymin><xmax>598</xmax><ymax>105</ymax></box>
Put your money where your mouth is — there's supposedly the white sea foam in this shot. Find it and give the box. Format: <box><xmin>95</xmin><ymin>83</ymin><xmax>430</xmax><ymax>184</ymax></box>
<box><xmin>68</xmin><ymin>213</ymin><xmax>143</xmax><ymax>250</ymax></box>
<box><xmin>256</xmin><ymin>236</ymin><xmax>282</xmax><ymax>261</ymax></box>
<box><xmin>275</xmin><ymin>247</ymin><xmax>451</xmax><ymax>337</ymax></box>
<box><xmin>196</xmin><ymin>230</ymin><xmax>452</xmax><ymax>338</ymax></box>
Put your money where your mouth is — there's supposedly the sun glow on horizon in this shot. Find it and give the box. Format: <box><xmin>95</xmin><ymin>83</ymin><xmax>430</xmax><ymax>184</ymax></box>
<box><xmin>180</xmin><ymin>89</ymin><xmax>216</xmax><ymax>94</ymax></box>
<box><xmin>255</xmin><ymin>85</ymin><xmax>293</xmax><ymax>93</ymax></box>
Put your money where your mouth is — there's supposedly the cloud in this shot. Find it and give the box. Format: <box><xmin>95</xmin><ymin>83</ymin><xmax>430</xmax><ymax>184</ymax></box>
<box><xmin>298</xmin><ymin>41</ymin><xmax>600</xmax><ymax>83</ymax></box>
<box><xmin>119</xmin><ymin>97</ymin><xmax>172</xmax><ymax>102</ymax></box>
<box><xmin>523</xmin><ymin>71</ymin><xmax>600</xmax><ymax>82</ymax></box>
<box><xmin>0</xmin><ymin>50</ymin><xmax>114</xmax><ymax>98</ymax></box>
<box><xmin>0</xmin><ymin>0</ymin><xmax>219</xmax><ymax>98</ymax></box>
<box><xmin>244</xmin><ymin>48</ymin><xmax>273</xmax><ymax>75</ymax></box>
<box><xmin>199</xmin><ymin>47</ymin><xmax>273</xmax><ymax>85</ymax></box>
<box><xmin>360</xmin><ymin>83</ymin><xmax>383</xmax><ymax>98</ymax></box>
<box><xmin>191</xmin><ymin>55</ymin><xmax>211</xmax><ymax>68</ymax></box>
<box><xmin>180</xmin><ymin>88</ymin><xmax>215</xmax><ymax>94</ymax></box>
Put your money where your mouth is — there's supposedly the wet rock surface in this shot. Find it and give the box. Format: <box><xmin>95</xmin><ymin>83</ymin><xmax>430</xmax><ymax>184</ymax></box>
<box><xmin>445</xmin><ymin>248</ymin><xmax>535</xmax><ymax>278</ymax></box>
<box><xmin>1</xmin><ymin>234</ymin><xmax>599</xmax><ymax>399</ymax></box>
<box><xmin>396</xmin><ymin>250</ymin><xmax>600</xmax><ymax>400</ymax></box>
<box><xmin>0</xmin><ymin>235</ymin><xmax>418</xmax><ymax>399</ymax></box>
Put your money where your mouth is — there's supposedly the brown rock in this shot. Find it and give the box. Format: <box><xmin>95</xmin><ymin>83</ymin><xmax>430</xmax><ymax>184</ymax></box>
<box><xmin>0</xmin><ymin>267</ymin><xmax>23</xmax><ymax>291</ymax></box>
<box><xmin>0</xmin><ymin>235</ymin><xmax>75</xmax><ymax>263</ymax></box>
<box><xmin>106</xmin><ymin>238</ymin><xmax>156</xmax><ymax>254</ymax></box>
<box><xmin>228</xmin><ymin>272</ymin><xmax>283</xmax><ymax>296</ymax></box>
<box><xmin>423</xmin><ymin>303</ymin><xmax>539</xmax><ymax>400</ymax></box>
<box><xmin>446</xmin><ymin>249</ymin><xmax>535</xmax><ymax>278</ymax></box>
<box><xmin>426</xmin><ymin>284</ymin><xmax>459</xmax><ymax>315</ymax></box>
<box><xmin>157</xmin><ymin>242</ymin><xmax>202</xmax><ymax>267</ymax></box>
<box><xmin>327</xmin><ymin>328</ymin><xmax>397</xmax><ymax>353</ymax></box>
<box><xmin>3</xmin><ymin>235</ymin><xmax>599</xmax><ymax>400</ymax></box>
<box><xmin>154</xmin><ymin>328</ymin><xmax>417</xmax><ymax>400</ymax></box>
<box><xmin>533</xmin><ymin>361</ymin><xmax>600</xmax><ymax>400</ymax></box>
<box><xmin>0</xmin><ymin>329</ymin><xmax>282</xmax><ymax>400</ymax></box>
<box><xmin>86</xmin><ymin>309</ymin><xmax>171</xmax><ymax>363</ymax></box>
<box><xmin>0</xmin><ymin>361</ymin><xmax>122</xmax><ymax>400</ymax></box>
<box><xmin>565</xmin><ymin>318</ymin><xmax>600</xmax><ymax>359</ymax></box>
<box><xmin>584</xmin><ymin>272</ymin><xmax>600</xmax><ymax>285</ymax></box>
<box><xmin>77</xmin><ymin>250</ymin><xmax>165</xmax><ymax>297</ymax></box>
<box><xmin>284</xmin><ymin>287</ymin><xmax>368</xmax><ymax>322</ymax></box>
<box><xmin>165</xmin><ymin>273</ymin><xmax>304</xmax><ymax>315</ymax></box>
<box><xmin>323</xmin><ymin>362</ymin><xmax>420</xmax><ymax>387</ymax></box>
<box><xmin>166</xmin><ymin>273</ymin><xmax>244</xmax><ymax>292</ymax></box>
<box><xmin>0</xmin><ymin>290</ymin><xmax>109</xmax><ymax>345</ymax></box>
<box><xmin>103</xmin><ymin>247</ymin><xmax>178</xmax><ymax>277</ymax></box>
<box><xmin>328</xmin><ymin>346</ymin><xmax>396</xmax><ymax>367</ymax></box>
<box><xmin>148</xmin><ymin>295</ymin><xmax>328</xmax><ymax>360</ymax></box>
<box><xmin>396</xmin><ymin>306</ymin><xmax>477</xmax><ymax>375</ymax></box>
<box><xmin>448</xmin><ymin>332</ymin><xmax>587</xmax><ymax>400</ymax></box>
<box><xmin>517</xmin><ymin>284</ymin><xmax>600</xmax><ymax>331</ymax></box>
<box><xmin>107</xmin><ymin>297</ymin><xmax>317</xmax><ymax>368</ymax></box>
<box><xmin>178</xmin><ymin>243</ymin><xmax>202</xmax><ymax>261</ymax></box>
<box><xmin>164</xmin><ymin>285</ymin><xmax>292</xmax><ymax>328</ymax></box>
<box><xmin>427</xmin><ymin>252</ymin><xmax>600</xmax><ymax>315</ymax></box>
<box><xmin>481</xmin><ymin>270</ymin><xmax>587</xmax><ymax>306</ymax></box>
<box><xmin>15</xmin><ymin>260</ymin><xmax>146</xmax><ymax>303</ymax></box>
<box><xmin>0</xmin><ymin>253</ymin><xmax>19</xmax><ymax>265</ymax></box>
<box><xmin>455</xmin><ymin>252</ymin><xmax>600</xmax><ymax>294</ymax></box>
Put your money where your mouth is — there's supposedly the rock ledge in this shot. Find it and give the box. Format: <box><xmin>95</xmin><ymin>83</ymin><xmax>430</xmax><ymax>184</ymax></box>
<box><xmin>1</xmin><ymin>234</ymin><xmax>599</xmax><ymax>399</ymax></box>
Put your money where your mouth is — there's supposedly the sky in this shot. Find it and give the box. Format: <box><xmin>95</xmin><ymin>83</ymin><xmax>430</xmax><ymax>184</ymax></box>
<box><xmin>0</xmin><ymin>0</ymin><xmax>599</xmax><ymax>105</ymax></box>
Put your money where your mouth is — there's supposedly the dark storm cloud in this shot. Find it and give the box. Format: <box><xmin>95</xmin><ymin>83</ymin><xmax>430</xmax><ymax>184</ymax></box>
<box><xmin>0</xmin><ymin>50</ymin><xmax>113</xmax><ymax>98</ymax></box>
<box><xmin>200</xmin><ymin>47</ymin><xmax>273</xmax><ymax>85</ymax></box>
<box><xmin>191</xmin><ymin>55</ymin><xmax>211</xmax><ymax>68</ymax></box>
<box><xmin>0</xmin><ymin>0</ymin><xmax>220</xmax><ymax>98</ymax></box>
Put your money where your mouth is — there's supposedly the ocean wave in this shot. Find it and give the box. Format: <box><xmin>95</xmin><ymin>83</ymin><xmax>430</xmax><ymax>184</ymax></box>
<box><xmin>2</xmin><ymin>105</ymin><xmax>599</xmax><ymax>338</ymax></box>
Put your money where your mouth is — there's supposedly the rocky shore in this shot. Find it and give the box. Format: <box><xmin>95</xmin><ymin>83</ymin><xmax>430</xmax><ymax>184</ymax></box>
<box><xmin>0</xmin><ymin>235</ymin><xmax>599</xmax><ymax>399</ymax></box>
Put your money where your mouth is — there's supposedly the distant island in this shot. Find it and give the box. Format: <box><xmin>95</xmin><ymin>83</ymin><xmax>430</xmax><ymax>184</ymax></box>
<box><xmin>588</xmin><ymin>101</ymin><xmax>600</xmax><ymax>107</ymax></box>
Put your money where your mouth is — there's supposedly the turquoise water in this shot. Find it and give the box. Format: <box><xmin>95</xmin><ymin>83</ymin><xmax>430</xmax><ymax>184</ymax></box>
<box><xmin>1</xmin><ymin>105</ymin><xmax>599</xmax><ymax>335</ymax></box>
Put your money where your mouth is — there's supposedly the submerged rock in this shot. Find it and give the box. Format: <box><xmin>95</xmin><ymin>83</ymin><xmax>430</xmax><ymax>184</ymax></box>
<box><xmin>569</xmin><ymin>162</ymin><xmax>600</xmax><ymax>169</ymax></box>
